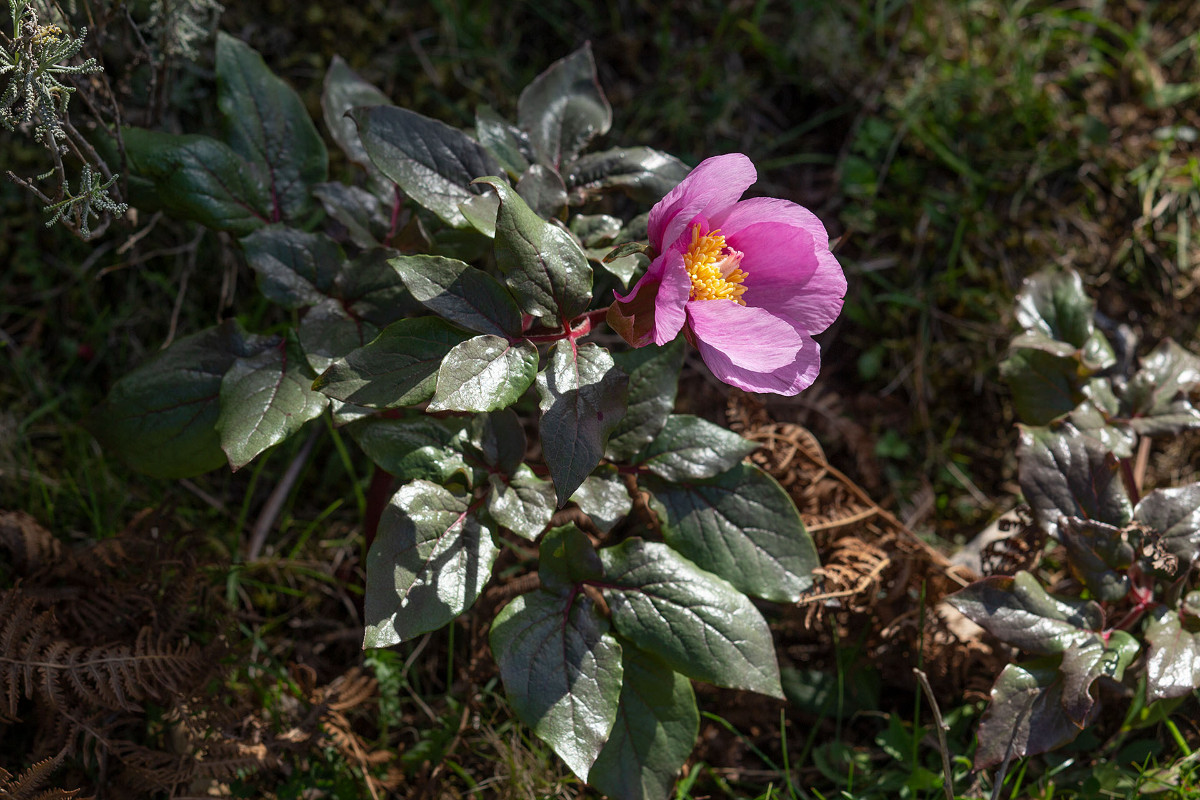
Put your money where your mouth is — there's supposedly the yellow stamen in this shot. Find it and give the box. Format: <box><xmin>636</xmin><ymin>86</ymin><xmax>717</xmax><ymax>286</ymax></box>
<box><xmin>683</xmin><ymin>226</ymin><xmax>747</xmax><ymax>304</ymax></box>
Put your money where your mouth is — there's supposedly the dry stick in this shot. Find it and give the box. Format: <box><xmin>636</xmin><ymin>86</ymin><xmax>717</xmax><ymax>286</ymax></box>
<box><xmin>247</xmin><ymin>428</ymin><xmax>321</xmax><ymax>561</ymax></box>
<box><xmin>913</xmin><ymin>668</ymin><xmax>955</xmax><ymax>800</ymax></box>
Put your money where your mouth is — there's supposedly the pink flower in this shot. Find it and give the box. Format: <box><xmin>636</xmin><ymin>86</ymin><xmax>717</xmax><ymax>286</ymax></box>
<box><xmin>607</xmin><ymin>153</ymin><xmax>845</xmax><ymax>396</ymax></box>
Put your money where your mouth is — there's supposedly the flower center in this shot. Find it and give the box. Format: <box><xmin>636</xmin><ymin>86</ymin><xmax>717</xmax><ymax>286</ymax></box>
<box><xmin>683</xmin><ymin>226</ymin><xmax>747</xmax><ymax>304</ymax></box>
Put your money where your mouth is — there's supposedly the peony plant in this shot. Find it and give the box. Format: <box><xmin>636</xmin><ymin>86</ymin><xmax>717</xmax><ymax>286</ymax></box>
<box><xmin>91</xmin><ymin>38</ymin><xmax>843</xmax><ymax>796</ymax></box>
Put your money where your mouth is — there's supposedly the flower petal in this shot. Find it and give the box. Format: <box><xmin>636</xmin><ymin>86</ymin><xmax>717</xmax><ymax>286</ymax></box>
<box><xmin>686</xmin><ymin>300</ymin><xmax>802</xmax><ymax>371</ymax></box>
<box><xmin>696</xmin><ymin>334</ymin><xmax>821</xmax><ymax>396</ymax></box>
<box><xmin>727</xmin><ymin>221</ymin><xmax>822</xmax><ymax>287</ymax></box>
<box><xmin>711</xmin><ymin>197</ymin><xmax>831</xmax><ymax>249</ymax></box>
<box><xmin>653</xmin><ymin>250</ymin><xmax>690</xmax><ymax>345</ymax></box>
<box><xmin>742</xmin><ymin>248</ymin><xmax>846</xmax><ymax>335</ymax></box>
<box><xmin>647</xmin><ymin>154</ymin><xmax>756</xmax><ymax>252</ymax></box>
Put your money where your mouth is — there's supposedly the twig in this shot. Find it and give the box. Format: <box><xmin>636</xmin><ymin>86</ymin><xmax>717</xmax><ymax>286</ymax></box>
<box><xmin>247</xmin><ymin>428</ymin><xmax>321</xmax><ymax>561</ymax></box>
<box><xmin>913</xmin><ymin>668</ymin><xmax>955</xmax><ymax>800</ymax></box>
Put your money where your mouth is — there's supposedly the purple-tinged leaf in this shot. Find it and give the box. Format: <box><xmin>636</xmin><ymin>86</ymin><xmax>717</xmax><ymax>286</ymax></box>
<box><xmin>1135</xmin><ymin>483</ymin><xmax>1200</xmax><ymax>566</ymax></box>
<box><xmin>475</xmin><ymin>104</ymin><xmax>532</xmax><ymax>176</ymax></box>
<box><xmin>517</xmin><ymin>44</ymin><xmax>612</xmax><ymax>169</ymax></box>
<box><xmin>240</xmin><ymin>226</ymin><xmax>344</xmax><ymax>308</ymax></box>
<box><xmin>974</xmin><ymin>661</ymin><xmax>1092</xmax><ymax>769</ymax></box>
<box><xmin>389</xmin><ymin>254</ymin><xmax>524</xmax><ymax>338</ymax></box>
<box><xmin>999</xmin><ymin>348</ymin><xmax>1086</xmax><ymax>425</ymax></box>
<box><xmin>1017</xmin><ymin>425</ymin><xmax>1132</xmax><ymax>540</ymax></box>
<box><xmin>427</xmin><ymin>335</ymin><xmax>539</xmax><ymax>413</ymax></box>
<box><xmin>1058</xmin><ymin>517</ymin><xmax>1133</xmax><ymax>602</ymax></box>
<box><xmin>567</xmin><ymin>146</ymin><xmax>690</xmax><ymax>204</ymax></box>
<box><xmin>216</xmin><ymin>33</ymin><xmax>327</xmax><ymax>224</ymax></box>
<box><xmin>516</xmin><ymin>164</ymin><xmax>568</xmax><ymax>220</ymax></box>
<box><xmin>321</xmin><ymin>55</ymin><xmax>392</xmax><ymax>171</ymax></box>
<box><xmin>1120</xmin><ymin>339</ymin><xmax>1200</xmax><ymax>435</ymax></box>
<box><xmin>1059</xmin><ymin>630</ymin><xmax>1137</xmax><ymax>722</ymax></box>
<box><xmin>947</xmin><ymin>571</ymin><xmax>1102</xmax><ymax>654</ymax></box>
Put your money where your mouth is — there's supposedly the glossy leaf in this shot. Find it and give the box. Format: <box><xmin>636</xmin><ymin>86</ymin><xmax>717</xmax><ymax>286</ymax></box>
<box><xmin>478</xmin><ymin>178</ymin><xmax>593</xmax><ymax>320</ymax></box>
<box><xmin>589</xmin><ymin>646</ymin><xmax>698</xmax><ymax>800</ymax></box>
<box><xmin>216</xmin><ymin>33</ymin><xmax>327</xmax><ymax>224</ymax></box>
<box><xmin>646</xmin><ymin>463</ymin><xmax>817</xmax><ymax>602</ymax></box>
<box><xmin>999</xmin><ymin>348</ymin><xmax>1086</xmax><ymax>425</ymax></box>
<box><xmin>313</xmin><ymin>182</ymin><xmax>391</xmax><ymax>248</ymax></box>
<box><xmin>487</xmin><ymin>466</ymin><xmax>556</xmax><ymax>540</ymax></box>
<box><xmin>537</xmin><ymin>341</ymin><xmax>628</xmax><ymax>505</ymax></box>
<box><xmin>240</xmin><ymin>225</ymin><xmax>343</xmax><ymax>308</ymax></box>
<box><xmin>1058</xmin><ymin>518</ymin><xmax>1133</xmax><ymax>602</ymax></box>
<box><xmin>571</xmin><ymin>465</ymin><xmax>632</xmax><ymax>533</ymax></box>
<box><xmin>297</xmin><ymin>297</ymin><xmax>380</xmax><ymax>375</ymax></box>
<box><xmin>1145</xmin><ymin>605</ymin><xmax>1200</xmax><ymax>701</ymax></box>
<box><xmin>634</xmin><ymin>414</ymin><xmax>757</xmax><ymax>481</ymax></box>
<box><xmin>314</xmin><ymin>317</ymin><xmax>470</xmax><ymax>408</ymax></box>
<box><xmin>352</xmin><ymin>105</ymin><xmax>500</xmax><ymax>228</ymax></box>
<box><xmin>606</xmin><ymin>340</ymin><xmax>684</xmax><ymax>461</ymax></box>
<box><xmin>947</xmin><ymin>571</ymin><xmax>1103</xmax><ymax>654</ymax></box>
<box><xmin>1134</xmin><ymin>483</ymin><xmax>1200</xmax><ymax>566</ymax></box>
<box><xmin>974</xmin><ymin>661</ymin><xmax>1088</xmax><ymax>769</ymax></box>
<box><xmin>389</xmin><ymin>254</ymin><xmax>523</xmax><ymax>337</ymax></box>
<box><xmin>90</xmin><ymin>321</ymin><xmax>272</xmax><ymax>478</ymax></box>
<box><xmin>1121</xmin><ymin>339</ymin><xmax>1200</xmax><ymax>435</ymax></box>
<box><xmin>538</xmin><ymin>523</ymin><xmax>603</xmax><ymax>591</ymax></box>
<box><xmin>1058</xmin><ymin>630</ymin><xmax>1137</xmax><ymax>722</ymax></box>
<box><xmin>120</xmin><ymin>128</ymin><xmax>271</xmax><ymax>234</ymax></box>
<box><xmin>475</xmin><ymin>104</ymin><xmax>531</xmax><ymax>176</ymax></box>
<box><xmin>427</xmin><ymin>335</ymin><xmax>539</xmax><ymax>413</ymax></box>
<box><xmin>516</xmin><ymin>164</ymin><xmax>568</xmax><ymax>219</ymax></box>
<box><xmin>321</xmin><ymin>55</ymin><xmax>392</xmax><ymax>170</ymax></box>
<box><xmin>216</xmin><ymin>333</ymin><xmax>328</xmax><ymax>469</ymax></box>
<box><xmin>463</xmin><ymin>409</ymin><xmax>527</xmax><ymax>476</ymax></box>
<box><xmin>364</xmin><ymin>481</ymin><xmax>498</xmax><ymax>647</ymax></box>
<box><xmin>334</xmin><ymin>246</ymin><xmax>422</xmax><ymax>328</ymax></box>
<box><xmin>1017</xmin><ymin>425</ymin><xmax>1132</xmax><ymax>539</ymax></box>
<box><xmin>570</xmin><ymin>213</ymin><xmax>622</xmax><ymax>247</ymax></box>
<box><xmin>491</xmin><ymin>590</ymin><xmax>623</xmax><ymax>780</ymax></box>
<box><xmin>348</xmin><ymin>416</ymin><xmax>470</xmax><ymax>485</ymax></box>
<box><xmin>567</xmin><ymin>146</ymin><xmax>689</xmax><ymax>203</ymax></box>
<box><xmin>1012</xmin><ymin>268</ymin><xmax>1113</xmax><ymax>369</ymax></box>
<box><xmin>517</xmin><ymin>44</ymin><xmax>611</xmax><ymax>168</ymax></box>
<box><xmin>599</xmin><ymin>538</ymin><xmax>783</xmax><ymax>698</ymax></box>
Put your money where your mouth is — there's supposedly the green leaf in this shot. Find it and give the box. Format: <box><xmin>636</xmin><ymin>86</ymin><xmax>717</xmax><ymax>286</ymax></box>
<box><xmin>598</xmin><ymin>538</ymin><xmax>782</xmax><ymax>698</ymax></box>
<box><xmin>490</xmin><ymin>590</ymin><xmax>623</xmax><ymax>780</ymax></box>
<box><xmin>90</xmin><ymin>321</ymin><xmax>272</xmax><ymax>478</ymax></box>
<box><xmin>335</xmin><ymin>246</ymin><xmax>422</xmax><ymax>328</ymax></box>
<box><xmin>1134</xmin><ymin>483</ymin><xmax>1200</xmax><ymax>566</ymax></box>
<box><xmin>216</xmin><ymin>333</ymin><xmax>328</xmax><ymax>469</ymax></box>
<box><xmin>475</xmin><ymin>104</ymin><xmax>531</xmax><ymax>176</ymax></box>
<box><xmin>314</xmin><ymin>317</ymin><xmax>470</xmax><ymax>408</ymax></box>
<box><xmin>606</xmin><ymin>340</ymin><xmax>684</xmax><ymax>460</ymax></box>
<box><xmin>477</xmin><ymin>178</ymin><xmax>593</xmax><ymax>320</ymax></box>
<box><xmin>1070</xmin><ymin>381</ymin><xmax>1136</xmax><ymax>459</ymax></box>
<box><xmin>348</xmin><ymin>416</ymin><xmax>470</xmax><ymax>485</ymax></box>
<box><xmin>634</xmin><ymin>414</ymin><xmax>757</xmax><ymax>481</ymax></box>
<box><xmin>516</xmin><ymin>164</ymin><xmax>569</xmax><ymax>219</ymax></box>
<box><xmin>1059</xmin><ymin>629</ymin><xmax>1137</xmax><ymax>722</ymax></box>
<box><xmin>1058</xmin><ymin>518</ymin><xmax>1133</xmax><ymax>602</ymax></box>
<box><xmin>646</xmin><ymin>463</ymin><xmax>817</xmax><ymax>603</ymax></box>
<box><xmin>589</xmin><ymin>645</ymin><xmax>698</xmax><ymax>800</ymax></box>
<box><xmin>297</xmin><ymin>297</ymin><xmax>380</xmax><ymax>375</ymax></box>
<box><xmin>999</xmin><ymin>348</ymin><xmax>1087</xmax><ymax>425</ymax></box>
<box><xmin>1017</xmin><ymin>425</ymin><xmax>1132</xmax><ymax>539</ymax></box>
<box><xmin>463</xmin><ymin>409</ymin><xmax>527</xmax><ymax>475</ymax></box>
<box><xmin>517</xmin><ymin>43</ymin><xmax>611</xmax><ymax>168</ymax></box>
<box><xmin>537</xmin><ymin>342</ymin><xmax>628</xmax><ymax>506</ymax></box>
<box><xmin>570</xmin><ymin>214</ymin><xmax>622</xmax><ymax>247</ymax></box>
<box><xmin>427</xmin><ymin>335</ymin><xmax>539</xmax><ymax>413</ymax></box>
<box><xmin>571</xmin><ymin>465</ymin><xmax>632</xmax><ymax>533</ymax></box>
<box><xmin>240</xmin><ymin>225</ymin><xmax>343</xmax><ymax>308</ymax></box>
<box><xmin>364</xmin><ymin>481</ymin><xmax>498</xmax><ymax>647</ymax></box>
<box><xmin>389</xmin><ymin>254</ymin><xmax>524</xmax><ymax>337</ymax></box>
<box><xmin>321</xmin><ymin>54</ymin><xmax>392</xmax><ymax>171</ymax></box>
<box><xmin>313</xmin><ymin>182</ymin><xmax>391</xmax><ymax>248</ymax></box>
<box><xmin>120</xmin><ymin>128</ymin><xmax>271</xmax><ymax>234</ymax></box>
<box><xmin>566</xmin><ymin>146</ymin><xmax>690</xmax><ymax>203</ymax></box>
<box><xmin>1121</xmin><ymin>339</ymin><xmax>1200</xmax><ymax>435</ymax></box>
<box><xmin>1145</xmin><ymin>605</ymin><xmax>1200</xmax><ymax>701</ymax></box>
<box><xmin>487</xmin><ymin>466</ymin><xmax>556</xmax><ymax>540</ymax></box>
<box><xmin>1013</xmin><ymin>269</ymin><xmax>1114</xmax><ymax>369</ymax></box>
<box><xmin>216</xmin><ymin>33</ymin><xmax>327</xmax><ymax>224</ymax></box>
<box><xmin>974</xmin><ymin>661</ymin><xmax>1088</xmax><ymax>769</ymax></box>
<box><xmin>351</xmin><ymin>105</ymin><xmax>500</xmax><ymax>228</ymax></box>
<box><xmin>947</xmin><ymin>571</ymin><xmax>1103</xmax><ymax>654</ymax></box>
<box><xmin>538</xmin><ymin>523</ymin><xmax>603</xmax><ymax>590</ymax></box>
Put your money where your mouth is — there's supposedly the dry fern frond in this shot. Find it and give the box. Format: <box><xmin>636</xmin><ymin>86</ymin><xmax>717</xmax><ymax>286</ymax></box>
<box><xmin>0</xmin><ymin>512</ymin><xmax>67</xmax><ymax>576</ymax></box>
<box><xmin>0</xmin><ymin>753</ymin><xmax>88</xmax><ymax>800</ymax></box>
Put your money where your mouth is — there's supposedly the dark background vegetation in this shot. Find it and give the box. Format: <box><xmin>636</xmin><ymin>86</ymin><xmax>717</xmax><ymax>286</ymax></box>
<box><xmin>4</xmin><ymin>0</ymin><xmax>1200</xmax><ymax>797</ymax></box>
